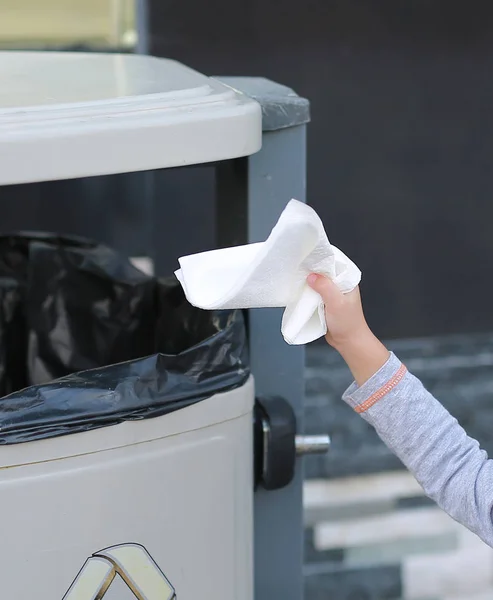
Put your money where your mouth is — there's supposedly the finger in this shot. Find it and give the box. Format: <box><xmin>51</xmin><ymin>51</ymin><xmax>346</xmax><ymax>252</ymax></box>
<box><xmin>306</xmin><ymin>273</ymin><xmax>342</xmax><ymax>302</ymax></box>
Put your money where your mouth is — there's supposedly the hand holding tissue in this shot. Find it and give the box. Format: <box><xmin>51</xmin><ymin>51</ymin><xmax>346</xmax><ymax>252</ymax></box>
<box><xmin>175</xmin><ymin>199</ymin><xmax>361</xmax><ymax>345</ymax></box>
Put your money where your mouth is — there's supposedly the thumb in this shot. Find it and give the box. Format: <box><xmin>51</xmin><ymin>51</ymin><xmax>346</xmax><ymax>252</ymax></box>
<box><xmin>306</xmin><ymin>273</ymin><xmax>341</xmax><ymax>302</ymax></box>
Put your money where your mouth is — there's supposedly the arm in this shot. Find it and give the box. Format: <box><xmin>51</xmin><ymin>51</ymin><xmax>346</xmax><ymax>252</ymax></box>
<box><xmin>307</xmin><ymin>274</ymin><xmax>493</xmax><ymax>547</ymax></box>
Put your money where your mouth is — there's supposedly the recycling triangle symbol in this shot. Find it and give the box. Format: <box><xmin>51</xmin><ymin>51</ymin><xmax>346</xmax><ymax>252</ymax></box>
<box><xmin>62</xmin><ymin>543</ymin><xmax>176</xmax><ymax>599</ymax></box>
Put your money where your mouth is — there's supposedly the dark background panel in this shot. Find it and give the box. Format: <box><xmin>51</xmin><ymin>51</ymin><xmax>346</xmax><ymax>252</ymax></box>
<box><xmin>147</xmin><ymin>0</ymin><xmax>493</xmax><ymax>339</ymax></box>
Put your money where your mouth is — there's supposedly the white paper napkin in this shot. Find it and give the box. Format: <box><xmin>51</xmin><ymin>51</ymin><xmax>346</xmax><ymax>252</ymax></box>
<box><xmin>175</xmin><ymin>199</ymin><xmax>361</xmax><ymax>345</ymax></box>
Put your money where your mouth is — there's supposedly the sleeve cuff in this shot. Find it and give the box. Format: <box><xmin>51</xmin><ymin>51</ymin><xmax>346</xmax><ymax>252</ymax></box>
<box><xmin>342</xmin><ymin>352</ymin><xmax>407</xmax><ymax>413</ymax></box>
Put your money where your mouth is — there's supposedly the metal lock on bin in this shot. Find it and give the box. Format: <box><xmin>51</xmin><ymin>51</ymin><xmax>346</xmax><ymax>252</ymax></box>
<box><xmin>254</xmin><ymin>396</ymin><xmax>330</xmax><ymax>490</ymax></box>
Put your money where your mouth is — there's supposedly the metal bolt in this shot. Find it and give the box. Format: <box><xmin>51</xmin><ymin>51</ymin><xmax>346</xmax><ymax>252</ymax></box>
<box><xmin>295</xmin><ymin>434</ymin><xmax>331</xmax><ymax>456</ymax></box>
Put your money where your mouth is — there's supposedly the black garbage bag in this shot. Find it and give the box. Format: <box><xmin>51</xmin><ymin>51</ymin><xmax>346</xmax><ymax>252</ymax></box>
<box><xmin>0</xmin><ymin>233</ymin><xmax>249</xmax><ymax>444</ymax></box>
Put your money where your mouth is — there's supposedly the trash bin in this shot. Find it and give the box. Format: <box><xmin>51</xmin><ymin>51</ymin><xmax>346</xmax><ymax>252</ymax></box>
<box><xmin>0</xmin><ymin>50</ymin><xmax>322</xmax><ymax>600</ymax></box>
<box><xmin>0</xmin><ymin>233</ymin><xmax>254</xmax><ymax>600</ymax></box>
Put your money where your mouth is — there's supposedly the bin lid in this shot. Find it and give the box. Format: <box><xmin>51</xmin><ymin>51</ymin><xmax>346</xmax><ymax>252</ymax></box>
<box><xmin>0</xmin><ymin>52</ymin><xmax>262</xmax><ymax>185</ymax></box>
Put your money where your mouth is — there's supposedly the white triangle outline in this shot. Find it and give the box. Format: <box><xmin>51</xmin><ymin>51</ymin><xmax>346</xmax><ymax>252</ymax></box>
<box><xmin>62</xmin><ymin>543</ymin><xmax>176</xmax><ymax>600</ymax></box>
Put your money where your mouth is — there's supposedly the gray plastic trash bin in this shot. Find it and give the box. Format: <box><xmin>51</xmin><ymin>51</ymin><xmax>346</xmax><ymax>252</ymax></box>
<box><xmin>0</xmin><ymin>49</ymin><xmax>327</xmax><ymax>600</ymax></box>
<box><xmin>0</xmin><ymin>51</ymin><xmax>261</xmax><ymax>600</ymax></box>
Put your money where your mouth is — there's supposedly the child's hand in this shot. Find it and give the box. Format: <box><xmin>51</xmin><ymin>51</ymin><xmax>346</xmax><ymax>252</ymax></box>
<box><xmin>307</xmin><ymin>273</ymin><xmax>390</xmax><ymax>386</ymax></box>
<box><xmin>306</xmin><ymin>274</ymin><xmax>368</xmax><ymax>350</ymax></box>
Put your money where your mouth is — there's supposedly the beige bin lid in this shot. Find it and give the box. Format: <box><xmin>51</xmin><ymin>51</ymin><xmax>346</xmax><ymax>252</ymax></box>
<box><xmin>0</xmin><ymin>52</ymin><xmax>262</xmax><ymax>185</ymax></box>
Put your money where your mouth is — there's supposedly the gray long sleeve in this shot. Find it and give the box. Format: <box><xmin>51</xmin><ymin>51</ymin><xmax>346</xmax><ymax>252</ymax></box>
<box><xmin>342</xmin><ymin>352</ymin><xmax>493</xmax><ymax>547</ymax></box>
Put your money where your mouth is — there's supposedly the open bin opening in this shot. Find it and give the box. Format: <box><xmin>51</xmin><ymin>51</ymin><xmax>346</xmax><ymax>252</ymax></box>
<box><xmin>0</xmin><ymin>232</ymin><xmax>249</xmax><ymax>444</ymax></box>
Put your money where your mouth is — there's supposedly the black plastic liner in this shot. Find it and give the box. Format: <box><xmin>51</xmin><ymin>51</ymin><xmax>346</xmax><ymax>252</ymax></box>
<box><xmin>0</xmin><ymin>233</ymin><xmax>249</xmax><ymax>444</ymax></box>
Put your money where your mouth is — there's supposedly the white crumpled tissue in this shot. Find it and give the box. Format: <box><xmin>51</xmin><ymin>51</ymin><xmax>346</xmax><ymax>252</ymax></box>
<box><xmin>175</xmin><ymin>199</ymin><xmax>361</xmax><ymax>345</ymax></box>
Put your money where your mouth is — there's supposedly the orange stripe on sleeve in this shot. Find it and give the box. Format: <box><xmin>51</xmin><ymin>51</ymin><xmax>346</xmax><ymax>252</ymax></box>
<box><xmin>354</xmin><ymin>364</ymin><xmax>408</xmax><ymax>414</ymax></box>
